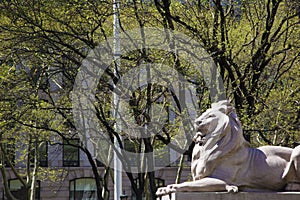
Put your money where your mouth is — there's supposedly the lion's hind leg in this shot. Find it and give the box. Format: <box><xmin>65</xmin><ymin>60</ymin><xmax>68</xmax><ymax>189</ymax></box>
<box><xmin>283</xmin><ymin>145</ymin><xmax>300</xmax><ymax>191</ymax></box>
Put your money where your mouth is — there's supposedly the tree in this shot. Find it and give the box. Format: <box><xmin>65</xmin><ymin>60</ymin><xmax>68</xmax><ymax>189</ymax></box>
<box><xmin>1</xmin><ymin>0</ymin><xmax>299</xmax><ymax>200</ymax></box>
<box><xmin>0</xmin><ymin>0</ymin><xmax>114</xmax><ymax>199</ymax></box>
<box><xmin>152</xmin><ymin>0</ymin><xmax>300</xmax><ymax>145</ymax></box>
<box><xmin>0</xmin><ymin>62</ymin><xmax>59</xmax><ymax>200</ymax></box>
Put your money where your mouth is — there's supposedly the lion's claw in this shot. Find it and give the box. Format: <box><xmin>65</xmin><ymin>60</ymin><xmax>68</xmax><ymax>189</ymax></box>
<box><xmin>226</xmin><ymin>185</ymin><xmax>238</xmax><ymax>193</ymax></box>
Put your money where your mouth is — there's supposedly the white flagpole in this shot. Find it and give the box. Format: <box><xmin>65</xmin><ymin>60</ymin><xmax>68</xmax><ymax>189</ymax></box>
<box><xmin>113</xmin><ymin>0</ymin><xmax>122</xmax><ymax>199</ymax></box>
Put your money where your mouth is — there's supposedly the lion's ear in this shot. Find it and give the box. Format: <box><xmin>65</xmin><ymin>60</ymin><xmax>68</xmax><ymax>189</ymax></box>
<box><xmin>224</xmin><ymin>105</ymin><xmax>234</xmax><ymax>115</ymax></box>
<box><xmin>212</xmin><ymin>100</ymin><xmax>234</xmax><ymax>115</ymax></box>
<box><xmin>219</xmin><ymin>105</ymin><xmax>234</xmax><ymax>115</ymax></box>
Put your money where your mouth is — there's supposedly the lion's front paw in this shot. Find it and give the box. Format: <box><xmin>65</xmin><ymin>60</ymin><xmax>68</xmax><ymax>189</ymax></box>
<box><xmin>226</xmin><ymin>185</ymin><xmax>238</xmax><ymax>193</ymax></box>
<box><xmin>155</xmin><ymin>185</ymin><xmax>176</xmax><ymax>196</ymax></box>
<box><xmin>156</xmin><ymin>185</ymin><xmax>177</xmax><ymax>197</ymax></box>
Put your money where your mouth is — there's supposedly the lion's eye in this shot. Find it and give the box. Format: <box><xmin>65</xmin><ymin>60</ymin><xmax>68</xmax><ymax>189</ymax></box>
<box><xmin>208</xmin><ymin>114</ymin><xmax>215</xmax><ymax>118</ymax></box>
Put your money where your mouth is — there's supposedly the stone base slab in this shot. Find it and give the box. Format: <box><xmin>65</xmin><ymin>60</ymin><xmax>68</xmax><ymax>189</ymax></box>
<box><xmin>157</xmin><ymin>192</ymin><xmax>300</xmax><ymax>200</ymax></box>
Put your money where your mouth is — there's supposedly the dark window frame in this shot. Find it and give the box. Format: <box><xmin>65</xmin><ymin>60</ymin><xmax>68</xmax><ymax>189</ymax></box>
<box><xmin>154</xmin><ymin>140</ymin><xmax>170</xmax><ymax>167</ymax></box>
<box><xmin>63</xmin><ymin>139</ymin><xmax>80</xmax><ymax>167</ymax></box>
<box><xmin>69</xmin><ymin>178</ymin><xmax>97</xmax><ymax>200</ymax></box>
<box><xmin>124</xmin><ymin>139</ymin><xmax>139</xmax><ymax>167</ymax></box>
<box><xmin>1</xmin><ymin>138</ymin><xmax>16</xmax><ymax>167</ymax></box>
<box><xmin>38</xmin><ymin>141</ymin><xmax>48</xmax><ymax>167</ymax></box>
<box><xmin>7</xmin><ymin>178</ymin><xmax>40</xmax><ymax>200</ymax></box>
<box><xmin>30</xmin><ymin>141</ymin><xmax>48</xmax><ymax>167</ymax></box>
<box><xmin>131</xmin><ymin>178</ymin><xmax>165</xmax><ymax>200</ymax></box>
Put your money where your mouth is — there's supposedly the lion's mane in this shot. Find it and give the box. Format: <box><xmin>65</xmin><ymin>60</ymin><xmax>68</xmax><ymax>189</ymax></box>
<box><xmin>192</xmin><ymin>100</ymin><xmax>250</xmax><ymax>179</ymax></box>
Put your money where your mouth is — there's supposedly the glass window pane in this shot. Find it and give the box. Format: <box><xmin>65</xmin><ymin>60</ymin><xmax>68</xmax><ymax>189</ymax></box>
<box><xmin>124</xmin><ymin>139</ymin><xmax>140</xmax><ymax>166</ymax></box>
<box><xmin>154</xmin><ymin>140</ymin><xmax>170</xmax><ymax>167</ymax></box>
<box><xmin>8</xmin><ymin>179</ymin><xmax>40</xmax><ymax>200</ymax></box>
<box><xmin>1</xmin><ymin>138</ymin><xmax>16</xmax><ymax>167</ymax></box>
<box><xmin>63</xmin><ymin>139</ymin><xmax>79</xmax><ymax>167</ymax></box>
<box><xmin>38</xmin><ymin>141</ymin><xmax>48</xmax><ymax>167</ymax></box>
<box><xmin>9</xmin><ymin>180</ymin><xmax>22</xmax><ymax>190</ymax></box>
<box><xmin>30</xmin><ymin>141</ymin><xmax>48</xmax><ymax>167</ymax></box>
<box><xmin>70</xmin><ymin>178</ymin><xmax>97</xmax><ymax>200</ymax></box>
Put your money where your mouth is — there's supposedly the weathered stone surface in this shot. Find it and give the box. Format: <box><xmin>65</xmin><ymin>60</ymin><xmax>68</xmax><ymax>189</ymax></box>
<box><xmin>156</xmin><ymin>100</ymin><xmax>300</xmax><ymax>197</ymax></box>
<box><xmin>157</xmin><ymin>192</ymin><xmax>300</xmax><ymax>200</ymax></box>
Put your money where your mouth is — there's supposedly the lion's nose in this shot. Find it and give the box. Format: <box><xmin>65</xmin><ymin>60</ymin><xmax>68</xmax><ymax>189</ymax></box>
<box><xmin>194</xmin><ymin>120</ymin><xmax>202</xmax><ymax>127</ymax></box>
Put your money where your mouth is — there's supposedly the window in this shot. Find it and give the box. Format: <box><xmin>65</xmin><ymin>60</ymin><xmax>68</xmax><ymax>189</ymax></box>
<box><xmin>132</xmin><ymin>178</ymin><xmax>145</xmax><ymax>200</ymax></box>
<box><xmin>95</xmin><ymin>159</ymin><xmax>105</xmax><ymax>167</ymax></box>
<box><xmin>38</xmin><ymin>141</ymin><xmax>48</xmax><ymax>167</ymax></box>
<box><xmin>70</xmin><ymin>178</ymin><xmax>97</xmax><ymax>200</ymax></box>
<box><xmin>124</xmin><ymin>139</ymin><xmax>139</xmax><ymax>167</ymax></box>
<box><xmin>7</xmin><ymin>179</ymin><xmax>40</xmax><ymax>200</ymax></box>
<box><xmin>124</xmin><ymin>139</ymin><xmax>171</xmax><ymax>167</ymax></box>
<box><xmin>63</xmin><ymin>139</ymin><xmax>80</xmax><ymax>167</ymax></box>
<box><xmin>155</xmin><ymin>178</ymin><xmax>165</xmax><ymax>188</ymax></box>
<box><xmin>30</xmin><ymin>141</ymin><xmax>48</xmax><ymax>167</ymax></box>
<box><xmin>154</xmin><ymin>140</ymin><xmax>170</xmax><ymax>167</ymax></box>
<box><xmin>1</xmin><ymin>138</ymin><xmax>15</xmax><ymax>167</ymax></box>
<box><xmin>131</xmin><ymin>178</ymin><xmax>165</xmax><ymax>200</ymax></box>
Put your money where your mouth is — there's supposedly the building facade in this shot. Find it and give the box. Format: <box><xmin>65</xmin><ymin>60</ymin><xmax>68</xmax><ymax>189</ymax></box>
<box><xmin>0</xmin><ymin>139</ymin><xmax>191</xmax><ymax>200</ymax></box>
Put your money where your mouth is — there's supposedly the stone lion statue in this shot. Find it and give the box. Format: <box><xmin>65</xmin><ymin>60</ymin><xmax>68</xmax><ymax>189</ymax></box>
<box><xmin>156</xmin><ymin>100</ymin><xmax>300</xmax><ymax>196</ymax></box>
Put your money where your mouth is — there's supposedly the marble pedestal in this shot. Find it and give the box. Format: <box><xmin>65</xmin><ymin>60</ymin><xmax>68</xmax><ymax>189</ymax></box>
<box><xmin>157</xmin><ymin>192</ymin><xmax>300</xmax><ymax>200</ymax></box>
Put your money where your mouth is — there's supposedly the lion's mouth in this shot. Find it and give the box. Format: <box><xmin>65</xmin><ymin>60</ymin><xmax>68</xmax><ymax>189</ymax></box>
<box><xmin>198</xmin><ymin>139</ymin><xmax>206</xmax><ymax>146</ymax></box>
<box><xmin>193</xmin><ymin>132</ymin><xmax>206</xmax><ymax>146</ymax></box>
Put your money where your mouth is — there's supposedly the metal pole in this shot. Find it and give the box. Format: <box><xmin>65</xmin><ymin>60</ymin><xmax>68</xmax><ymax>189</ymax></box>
<box><xmin>113</xmin><ymin>0</ymin><xmax>122</xmax><ymax>199</ymax></box>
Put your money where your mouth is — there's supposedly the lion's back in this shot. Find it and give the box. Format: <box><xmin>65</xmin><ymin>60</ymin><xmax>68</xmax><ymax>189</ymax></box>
<box><xmin>257</xmin><ymin>146</ymin><xmax>292</xmax><ymax>161</ymax></box>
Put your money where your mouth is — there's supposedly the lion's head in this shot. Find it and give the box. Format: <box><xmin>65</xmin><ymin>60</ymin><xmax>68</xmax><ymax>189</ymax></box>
<box><xmin>193</xmin><ymin>100</ymin><xmax>235</xmax><ymax>148</ymax></box>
